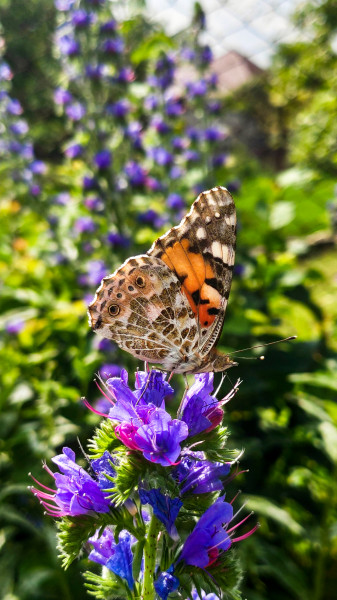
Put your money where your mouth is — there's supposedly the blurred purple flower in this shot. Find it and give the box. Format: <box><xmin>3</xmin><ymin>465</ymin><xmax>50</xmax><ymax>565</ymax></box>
<box><xmin>85</xmin><ymin>64</ymin><xmax>105</xmax><ymax>79</ymax></box>
<box><xmin>181</xmin><ymin>46</ymin><xmax>195</xmax><ymax>61</ymax></box>
<box><xmin>207</xmin><ymin>99</ymin><xmax>221</xmax><ymax>113</ymax></box>
<box><xmin>138</xmin><ymin>209</ymin><xmax>166</xmax><ymax>229</ymax></box>
<box><xmin>100</xmin><ymin>19</ymin><xmax>117</xmax><ymax>33</ymax></box>
<box><xmin>165</xmin><ymin>97</ymin><xmax>184</xmax><ymax>117</ymax></box>
<box><xmin>58</xmin><ymin>35</ymin><xmax>80</xmax><ymax>56</ymax></box>
<box><xmin>6</xmin><ymin>98</ymin><xmax>23</xmax><ymax>115</ymax></box>
<box><xmin>85</xmin><ymin>196</ymin><xmax>104</xmax><ymax>211</ymax></box>
<box><xmin>212</xmin><ymin>154</ymin><xmax>227</xmax><ymax>168</ymax></box>
<box><xmin>74</xmin><ymin>216</ymin><xmax>96</xmax><ymax>233</ymax></box>
<box><xmin>204</xmin><ymin>127</ymin><xmax>223</xmax><ymax>142</ymax></box>
<box><xmin>71</xmin><ymin>9</ymin><xmax>94</xmax><ymax>28</ymax></box>
<box><xmin>107</xmin><ymin>232</ymin><xmax>130</xmax><ymax>248</ymax></box>
<box><xmin>100</xmin><ymin>364</ymin><xmax>122</xmax><ymax>379</ymax></box>
<box><xmin>184</xmin><ymin>149</ymin><xmax>200</xmax><ymax>163</ymax></box>
<box><xmin>116</xmin><ymin>66</ymin><xmax>135</xmax><ymax>83</ymax></box>
<box><xmin>6</xmin><ymin>320</ymin><xmax>25</xmax><ymax>335</ymax></box>
<box><xmin>10</xmin><ymin>120</ymin><xmax>29</xmax><ymax>135</ymax></box>
<box><xmin>54</xmin><ymin>87</ymin><xmax>73</xmax><ymax>105</ymax></box>
<box><xmin>148</xmin><ymin>147</ymin><xmax>173</xmax><ymax>167</ymax></box>
<box><xmin>151</xmin><ymin>115</ymin><xmax>171</xmax><ymax>135</ymax></box>
<box><xmin>144</xmin><ymin>95</ymin><xmax>159</xmax><ymax>111</ymax></box>
<box><xmin>64</xmin><ymin>143</ymin><xmax>84</xmax><ymax>159</ymax></box>
<box><xmin>167</xmin><ymin>193</ymin><xmax>185</xmax><ymax>211</ymax></box>
<box><xmin>124</xmin><ymin>161</ymin><xmax>147</xmax><ymax>187</ymax></box>
<box><xmin>169</xmin><ymin>165</ymin><xmax>184</xmax><ymax>180</ymax></box>
<box><xmin>29</xmin><ymin>160</ymin><xmax>47</xmax><ymax>175</ymax></box>
<box><xmin>30</xmin><ymin>184</ymin><xmax>41</xmax><ymax>196</ymax></box>
<box><xmin>200</xmin><ymin>45</ymin><xmax>213</xmax><ymax>64</ymax></box>
<box><xmin>186</xmin><ymin>79</ymin><xmax>207</xmax><ymax>97</ymax></box>
<box><xmin>172</xmin><ymin>136</ymin><xmax>187</xmax><ymax>151</ymax></box>
<box><xmin>186</xmin><ymin>126</ymin><xmax>202</xmax><ymax>142</ymax></box>
<box><xmin>65</xmin><ymin>102</ymin><xmax>86</xmax><ymax>121</ymax></box>
<box><xmin>83</xmin><ymin>175</ymin><xmax>98</xmax><ymax>190</ymax></box>
<box><xmin>145</xmin><ymin>176</ymin><xmax>163</xmax><ymax>191</ymax></box>
<box><xmin>83</xmin><ymin>242</ymin><xmax>94</xmax><ymax>254</ymax></box>
<box><xmin>95</xmin><ymin>338</ymin><xmax>116</xmax><ymax>352</ymax></box>
<box><xmin>94</xmin><ymin>149</ymin><xmax>112</xmax><ymax>169</ymax></box>
<box><xmin>87</xmin><ymin>260</ymin><xmax>108</xmax><ymax>287</ymax></box>
<box><xmin>54</xmin><ymin>0</ymin><xmax>75</xmax><ymax>10</ymax></box>
<box><xmin>226</xmin><ymin>180</ymin><xmax>241</xmax><ymax>194</ymax></box>
<box><xmin>106</xmin><ymin>99</ymin><xmax>130</xmax><ymax>118</ymax></box>
<box><xmin>53</xmin><ymin>192</ymin><xmax>70</xmax><ymax>205</ymax></box>
<box><xmin>0</xmin><ymin>62</ymin><xmax>13</xmax><ymax>80</ymax></box>
<box><xmin>101</xmin><ymin>38</ymin><xmax>124</xmax><ymax>54</ymax></box>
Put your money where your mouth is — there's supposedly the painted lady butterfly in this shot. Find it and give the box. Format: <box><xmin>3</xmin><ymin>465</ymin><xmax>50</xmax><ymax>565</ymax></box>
<box><xmin>88</xmin><ymin>186</ymin><xmax>237</xmax><ymax>374</ymax></box>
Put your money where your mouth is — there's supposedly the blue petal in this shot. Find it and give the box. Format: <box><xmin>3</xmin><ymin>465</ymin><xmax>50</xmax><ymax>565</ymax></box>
<box><xmin>139</xmin><ymin>488</ymin><xmax>182</xmax><ymax>539</ymax></box>
<box><xmin>154</xmin><ymin>567</ymin><xmax>179</xmax><ymax>600</ymax></box>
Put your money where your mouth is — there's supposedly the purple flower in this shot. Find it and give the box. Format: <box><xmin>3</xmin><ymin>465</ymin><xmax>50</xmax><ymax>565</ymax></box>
<box><xmin>91</xmin><ymin>450</ymin><xmax>116</xmax><ymax>491</ymax></box>
<box><xmin>200</xmin><ymin>45</ymin><xmax>213</xmax><ymax>64</ymax></box>
<box><xmin>181</xmin><ymin>46</ymin><xmax>195</xmax><ymax>61</ymax></box>
<box><xmin>115</xmin><ymin>66</ymin><xmax>135</xmax><ymax>83</ymax></box>
<box><xmin>165</xmin><ymin>97</ymin><xmax>184</xmax><ymax>117</ymax></box>
<box><xmin>145</xmin><ymin>176</ymin><xmax>163</xmax><ymax>191</ymax></box>
<box><xmin>83</xmin><ymin>175</ymin><xmax>98</xmax><ymax>190</ymax></box>
<box><xmin>94</xmin><ymin>149</ymin><xmax>112</xmax><ymax>169</ymax></box>
<box><xmin>212</xmin><ymin>154</ymin><xmax>227</xmax><ymax>168</ymax></box>
<box><xmin>30</xmin><ymin>184</ymin><xmax>41</xmax><ymax>196</ymax></box>
<box><xmin>170</xmin><ymin>165</ymin><xmax>184</xmax><ymax>180</ymax></box>
<box><xmin>167</xmin><ymin>193</ymin><xmax>185</xmax><ymax>211</ymax></box>
<box><xmin>186</xmin><ymin>127</ymin><xmax>202</xmax><ymax>142</ymax></box>
<box><xmin>207</xmin><ymin>99</ymin><xmax>221</xmax><ymax>113</ymax></box>
<box><xmin>204</xmin><ymin>127</ymin><xmax>223</xmax><ymax>142</ymax></box>
<box><xmin>134</xmin><ymin>409</ymin><xmax>188</xmax><ymax>467</ymax></box>
<box><xmin>101</xmin><ymin>37</ymin><xmax>124</xmax><ymax>54</ymax></box>
<box><xmin>0</xmin><ymin>62</ymin><xmax>12</xmax><ymax>80</ymax></box>
<box><xmin>138</xmin><ymin>209</ymin><xmax>166</xmax><ymax>229</ymax></box>
<box><xmin>180</xmin><ymin>373</ymin><xmax>223</xmax><ymax>436</ymax></box>
<box><xmin>10</xmin><ymin>120</ymin><xmax>29</xmax><ymax>135</ymax></box>
<box><xmin>85</xmin><ymin>196</ymin><xmax>104</xmax><ymax>211</ymax></box>
<box><xmin>190</xmin><ymin>590</ymin><xmax>220</xmax><ymax>600</ymax></box>
<box><xmin>54</xmin><ymin>0</ymin><xmax>75</xmax><ymax>10</ymax></box>
<box><xmin>148</xmin><ymin>147</ymin><xmax>173</xmax><ymax>167</ymax></box>
<box><xmin>139</xmin><ymin>488</ymin><xmax>182</xmax><ymax>540</ymax></box>
<box><xmin>30</xmin><ymin>447</ymin><xmax>111</xmax><ymax>516</ymax></box>
<box><xmin>6</xmin><ymin>98</ymin><xmax>23</xmax><ymax>115</ymax></box>
<box><xmin>186</xmin><ymin>79</ymin><xmax>208</xmax><ymax>97</ymax></box>
<box><xmin>65</xmin><ymin>102</ymin><xmax>86</xmax><ymax>121</ymax></box>
<box><xmin>106</xmin><ymin>99</ymin><xmax>130</xmax><ymax>118</ymax></box>
<box><xmin>71</xmin><ymin>9</ymin><xmax>94</xmax><ymax>28</ymax></box>
<box><xmin>74</xmin><ymin>216</ymin><xmax>96</xmax><ymax>234</ymax></box>
<box><xmin>6</xmin><ymin>320</ymin><xmax>25</xmax><ymax>335</ymax></box>
<box><xmin>184</xmin><ymin>149</ymin><xmax>200</xmax><ymax>163</ymax></box>
<box><xmin>86</xmin><ymin>259</ymin><xmax>108</xmax><ymax>287</ymax></box>
<box><xmin>226</xmin><ymin>180</ymin><xmax>241</xmax><ymax>194</ymax></box>
<box><xmin>58</xmin><ymin>35</ymin><xmax>80</xmax><ymax>56</ymax></box>
<box><xmin>64</xmin><ymin>143</ymin><xmax>84</xmax><ymax>159</ymax></box>
<box><xmin>174</xmin><ymin>453</ymin><xmax>231</xmax><ymax>495</ymax></box>
<box><xmin>107</xmin><ymin>232</ymin><xmax>130</xmax><ymax>248</ymax></box>
<box><xmin>54</xmin><ymin>87</ymin><xmax>73</xmax><ymax>105</ymax></box>
<box><xmin>124</xmin><ymin>161</ymin><xmax>147</xmax><ymax>187</ymax></box>
<box><xmin>100</xmin><ymin>19</ymin><xmax>117</xmax><ymax>33</ymax></box>
<box><xmin>29</xmin><ymin>160</ymin><xmax>47</xmax><ymax>175</ymax></box>
<box><xmin>100</xmin><ymin>363</ymin><xmax>121</xmax><ymax>379</ymax></box>
<box><xmin>151</xmin><ymin>115</ymin><xmax>171</xmax><ymax>135</ymax></box>
<box><xmin>53</xmin><ymin>192</ymin><xmax>70</xmax><ymax>205</ymax></box>
<box><xmin>172</xmin><ymin>136</ymin><xmax>187</xmax><ymax>151</ymax></box>
<box><xmin>85</xmin><ymin>64</ymin><xmax>105</xmax><ymax>79</ymax></box>
<box><xmin>154</xmin><ymin>567</ymin><xmax>180</xmax><ymax>600</ymax></box>
<box><xmin>96</xmin><ymin>338</ymin><xmax>116</xmax><ymax>352</ymax></box>
<box><xmin>89</xmin><ymin>528</ymin><xmax>134</xmax><ymax>590</ymax></box>
<box><xmin>180</xmin><ymin>497</ymin><xmax>233</xmax><ymax>567</ymax></box>
<box><xmin>144</xmin><ymin>95</ymin><xmax>159</xmax><ymax>111</ymax></box>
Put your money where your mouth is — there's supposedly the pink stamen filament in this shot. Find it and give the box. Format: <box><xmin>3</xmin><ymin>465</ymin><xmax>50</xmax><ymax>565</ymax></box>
<box><xmin>232</xmin><ymin>523</ymin><xmax>260</xmax><ymax>542</ymax></box>
<box><xmin>227</xmin><ymin>512</ymin><xmax>253</xmax><ymax>534</ymax></box>
<box><xmin>95</xmin><ymin>380</ymin><xmax>116</xmax><ymax>404</ymax></box>
<box><xmin>82</xmin><ymin>397</ymin><xmax>109</xmax><ymax>418</ymax></box>
<box><xmin>230</xmin><ymin>490</ymin><xmax>241</xmax><ymax>505</ymax></box>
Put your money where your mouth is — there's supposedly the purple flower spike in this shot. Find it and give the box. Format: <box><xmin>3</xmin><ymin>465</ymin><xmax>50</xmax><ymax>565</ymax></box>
<box><xmin>6</xmin><ymin>320</ymin><xmax>25</xmax><ymax>335</ymax></box>
<box><xmin>148</xmin><ymin>147</ymin><xmax>173</xmax><ymax>167</ymax></box>
<box><xmin>89</xmin><ymin>528</ymin><xmax>134</xmax><ymax>590</ymax></box>
<box><xmin>167</xmin><ymin>193</ymin><xmax>185</xmax><ymax>211</ymax></box>
<box><xmin>71</xmin><ymin>9</ymin><xmax>94</xmax><ymax>28</ymax></box>
<box><xmin>30</xmin><ymin>447</ymin><xmax>111</xmax><ymax>516</ymax></box>
<box><xmin>139</xmin><ymin>488</ymin><xmax>182</xmax><ymax>540</ymax></box>
<box><xmin>101</xmin><ymin>38</ymin><xmax>124</xmax><ymax>54</ymax></box>
<box><xmin>65</xmin><ymin>102</ymin><xmax>86</xmax><ymax>121</ymax></box>
<box><xmin>107</xmin><ymin>231</ymin><xmax>130</xmax><ymax>248</ymax></box>
<box><xmin>174</xmin><ymin>453</ymin><xmax>231</xmax><ymax>495</ymax></box>
<box><xmin>154</xmin><ymin>566</ymin><xmax>180</xmax><ymax>600</ymax></box>
<box><xmin>64</xmin><ymin>143</ymin><xmax>84</xmax><ymax>159</ymax></box>
<box><xmin>6</xmin><ymin>98</ymin><xmax>23</xmax><ymax>115</ymax></box>
<box><xmin>74</xmin><ymin>216</ymin><xmax>96</xmax><ymax>234</ymax></box>
<box><xmin>58</xmin><ymin>35</ymin><xmax>80</xmax><ymax>56</ymax></box>
<box><xmin>180</xmin><ymin>497</ymin><xmax>233</xmax><ymax>568</ymax></box>
<box><xmin>54</xmin><ymin>87</ymin><xmax>73</xmax><ymax>105</ymax></box>
<box><xmin>124</xmin><ymin>161</ymin><xmax>147</xmax><ymax>187</ymax></box>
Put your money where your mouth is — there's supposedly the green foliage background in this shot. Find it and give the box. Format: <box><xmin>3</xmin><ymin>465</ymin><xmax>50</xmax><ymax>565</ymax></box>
<box><xmin>0</xmin><ymin>1</ymin><xmax>337</xmax><ymax>599</ymax></box>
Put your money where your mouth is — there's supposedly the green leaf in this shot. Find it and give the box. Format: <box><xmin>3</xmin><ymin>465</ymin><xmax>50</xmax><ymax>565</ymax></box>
<box><xmin>244</xmin><ymin>496</ymin><xmax>304</xmax><ymax>535</ymax></box>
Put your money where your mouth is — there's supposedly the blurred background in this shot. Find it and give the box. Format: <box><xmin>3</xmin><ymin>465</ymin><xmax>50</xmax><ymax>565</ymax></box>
<box><xmin>0</xmin><ymin>0</ymin><xmax>336</xmax><ymax>598</ymax></box>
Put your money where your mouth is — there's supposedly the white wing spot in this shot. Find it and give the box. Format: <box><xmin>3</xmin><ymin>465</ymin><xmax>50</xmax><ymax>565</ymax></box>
<box><xmin>211</xmin><ymin>241</ymin><xmax>223</xmax><ymax>258</ymax></box>
<box><xmin>196</xmin><ymin>227</ymin><xmax>207</xmax><ymax>239</ymax></box>
<box><xmin>205</xmin><ymin>216</ymin><xmax>212</xmax><ymax>225</ymax></box>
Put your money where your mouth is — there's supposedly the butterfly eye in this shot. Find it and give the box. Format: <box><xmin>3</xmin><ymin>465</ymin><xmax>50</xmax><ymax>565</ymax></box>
<box><xmin>135</xmin><ymin>276</ymin><xmax>146</xmax><ymax>288</ymax></box>
<box><xmin>108</xmin><ymin>304</ymin><xmax>120</xmax><ymax>316</ymax></box>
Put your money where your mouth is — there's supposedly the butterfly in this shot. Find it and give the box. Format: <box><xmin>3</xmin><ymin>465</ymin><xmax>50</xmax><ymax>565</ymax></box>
<box><xmin>88</xmin><ymin>186</ymin><xmax>237</xmax><ymax>374</ymax></box>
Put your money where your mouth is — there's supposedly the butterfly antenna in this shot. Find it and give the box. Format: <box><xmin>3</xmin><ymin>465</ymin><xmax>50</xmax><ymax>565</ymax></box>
<box><xmin>229</xmin><ymin>336</ymin><xmax>297</xmax><ymax>357</ymax></box>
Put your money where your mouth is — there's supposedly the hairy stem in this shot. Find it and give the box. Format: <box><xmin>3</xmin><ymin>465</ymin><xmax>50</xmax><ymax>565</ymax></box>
<box><xmin>141</xmin><ymin>515</ymin><xmax>160</xmax><ymax>600</ymax></box>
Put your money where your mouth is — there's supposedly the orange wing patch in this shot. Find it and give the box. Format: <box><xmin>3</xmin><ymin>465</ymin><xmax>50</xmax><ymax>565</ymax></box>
<box><xmin>160</xmin><ymin>239</ymin><xmax>222</xmax><ymax>328</ymax></box>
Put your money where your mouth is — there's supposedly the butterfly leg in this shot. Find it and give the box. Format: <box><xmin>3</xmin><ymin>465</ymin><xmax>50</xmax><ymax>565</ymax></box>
<box><xmin>177</xmin><ymin>375</ymin><xmax>190</xmax><ymax>417</ymax></box>
<box><xmin>137</xmin><ymin>368</ymin><xmax>153</xmax><ymax>401</ymax></box>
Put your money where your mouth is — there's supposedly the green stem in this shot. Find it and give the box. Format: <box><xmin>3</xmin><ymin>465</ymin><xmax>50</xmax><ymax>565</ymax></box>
<box><xmin>141</xmin><ymin>515</ymin><xmax>161</xmax><ymax>600</ymax></box>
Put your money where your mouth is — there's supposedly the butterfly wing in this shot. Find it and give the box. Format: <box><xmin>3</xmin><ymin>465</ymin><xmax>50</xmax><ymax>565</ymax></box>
<box><xmin>88</xmin><ymin>255</ymin><xmax>199</xmax><ymax>371</ymax></box>
<box><xmin>147</xmin><ymin>186</ymin><xmax>236</xmax><ymax>357</ymax></box>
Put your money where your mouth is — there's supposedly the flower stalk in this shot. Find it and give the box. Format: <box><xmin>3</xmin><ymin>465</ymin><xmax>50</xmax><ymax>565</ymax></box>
<box><xmin>142</xmin><ymin>515</ymin><xmax>161</xmax><ymax>600</ymax></box>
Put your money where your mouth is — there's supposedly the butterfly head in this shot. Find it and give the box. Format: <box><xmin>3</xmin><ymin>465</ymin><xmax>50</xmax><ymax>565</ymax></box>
<box><xmin>206</xmin><ymin>349</ymin><xmax>238</xmax><ymax>373</ymax></box>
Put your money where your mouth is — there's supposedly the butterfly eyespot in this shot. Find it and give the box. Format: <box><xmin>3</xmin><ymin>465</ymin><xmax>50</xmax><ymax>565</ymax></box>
<box><xmin>135</xmin><ymin>276</ymin><xmax>146</xmax><ymax>287</ymax></box>
<box><xmin>116</xmin><ymin>292</ymin><xmax>123</xmax><ymax>299</ymax></box>
<box><xmin>108</xmin><ymin>304</ymin><xmax>120</xmax><ymax>316</ymax></box>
